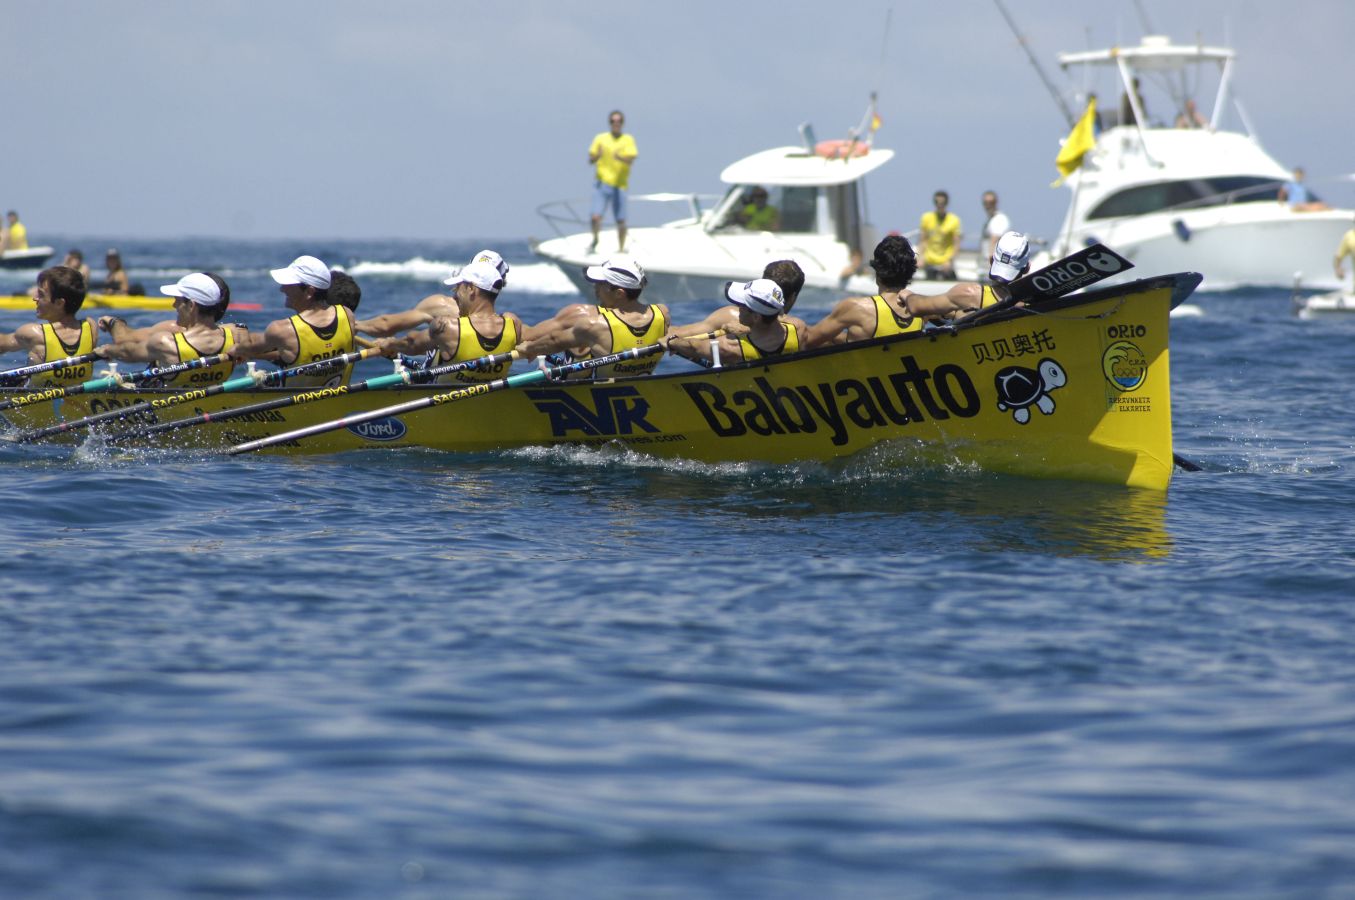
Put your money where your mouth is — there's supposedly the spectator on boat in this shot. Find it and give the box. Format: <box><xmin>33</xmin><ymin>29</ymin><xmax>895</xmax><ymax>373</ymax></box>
<box><xmin>588</xmin><ymin>110</ymin><xmax>638</xmax><ymax>255</ymax></box>
<box><xmin>1</xmin><ymin>211</ymin><xmax>28</xmax><ymax>253</ymax></box>
<box><xmin>374</xmin><ymin>259</ymin><xmax>522</xmax><ymax>385</ymax></box>
<box><xmin>980</xmin><ymin>191</ymin><xmax>1010</xmax><ymax>279</ymax></box>
<box><xmin>516</xmin><ymin>255</ymin><xmax>669</xmax><ymax>379</ymax></box>
<box><xmin>1175</xmin><ymin>98</ymin><xmax>1207</xmax><ymax>129</ymax></box>
<box><xmin>1278</xmin><ymin>167</ymin><xmax>1331</xmax><ymax>212</ymax></box>
<box><xmin>357</xmin><ymin>250</ymin><xmax>508</xmax><ymax>338</ymax></box>
<box><xmin>804</xmin><ymin>234</ymin><xmax>980</xmax><ymax>348</ymax></box>
<box><xmin>667</xmin><ymin>279</ymin><xmax>806</xmax><ymax>366</ymax></box>
<box><xmin>735</xmin><ymin>186</ymin><xmax>780</xmax><ymax>231</ymax></box>
<box><xmin>95</xmin><ymin>273</ymin><xmax>242</xmax><ymax>387</ymax></box>
<box><xmin>1120</xmin><ymin>77</ymin><xmax>1147</xmax><ymax>126</ymax></box>
<box><xmin>230</xmin><ymin>255</ymin><xmax>357</xmax><ymax>387</ymax></box>
<box><xmin>99</xmin><ymin>249</ymin><xmax>131</xmax><ymax>295</ymax></box>
<box><xmin>62</xmin><ymin>249</ymin><xmax>91</xmax><ymax>286</ymax></box>
<box><xmin>666</xmin><ymin>259</ymin><xmax>808</xmax><ymax>343</ymax></box>
<box><xmin>1334</xmin><ymin>216</ymin><xmax>1355</xmax><ymax>291</ymax></box>
<box><xmin>0</xmin><ymin>266</ymin><xmax>98</xmax><ymax>387</ymax></box>
<box><xmin>919</xmin><ymin>190</ymin><xmax>961</xmax><ymax>280</ymax></box>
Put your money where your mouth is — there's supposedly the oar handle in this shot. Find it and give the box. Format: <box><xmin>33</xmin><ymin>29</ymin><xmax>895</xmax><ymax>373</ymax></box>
<box><xmin>0</xmin><ymin>352</ymin><xmax>234</xmax><ymax>412</ymax></box>
<box><xmin>0</xmin><ymin>351</ymin><xmax>102</xmax><ymax>385</ymax></box>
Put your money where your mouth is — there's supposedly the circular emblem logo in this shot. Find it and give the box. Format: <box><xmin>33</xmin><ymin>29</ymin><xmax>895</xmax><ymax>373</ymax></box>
<box><xmin>1087</xmin><ymin>251</ymin><xmax>1123</xmax><ymax>273</ymax></box>
<box><xmin>1101</xmin><ymin>340</ymin><xmax>1147</xmax><ymax>392</ymax></box>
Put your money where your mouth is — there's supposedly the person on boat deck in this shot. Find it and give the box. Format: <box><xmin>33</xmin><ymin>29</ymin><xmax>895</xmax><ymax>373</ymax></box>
<box><xmin>99</xmin><ymin>249</ymin><xmax>131</xmax><ymax>295</ymax></box>
<box><xmin>803</xmin><ymin>234</ymin><xmax>982</xmax><ymax>349</ymax></box>
<box><xmin>516</xmin><ymin>255</ymin><xmax>670</xmax><ymax>380</ymax></box>
<box><xmin>94</xmin><ymin>273</ymin><xmax>242</xmax><ymax>387</ymax></box>
<box><xmin>918</xmin><ymin>190</ymin><xmax>961</xmax><ymax>280</ymax></box>
<box><xmin>231</xmin><ymin>255</ymin><xmax>357</xmax><ymax>388</ymax></box>
<box><xmin>588</xmin><ymin>110</ymin><xmax>637</xmax><ymax>254</ymax></box>
<box><xmin>1119</xmin><ymin>77</ymin><xmax>1147</xmax><ymax>126</ymax></box>
<box><xmin>666</xmin><ymin>279</ymin><xmax>806</xmax><ymax>366</ymax></box>
<box><xmin>356</xmin><ymin>250</ymin><xmax>507</xmax><ymax>338</ymax></box>
<box><xmin>979</xmin><ymin>191</ymin><xmax>1010</xmax><ymax>280</ymax></box>
<box><xmin>1334</xmin><ymin>216</ymin><xmax>1355</xmax><ymax>291</ymax></box>
<box><xmin>1278</xmin><ymin>167</ymin><xmax>1331</xmax><ymax>212</ymax></box>
<box><xmin>62</xmin><ymin>249</ymin><xmax>92</xmax><ymax>285</ymax></box>
<box><xmin>374</xmin><ymin>259</ymin><xmax>523</xmax><ymax>386</ymax></box>
<box><xmin>0</xmin><ymin>266</ymin><xmax>98</xmax><ymax>387</ymax></box>
<box><xmin>1175</xmin><ymin>98</ymin><xmax>1207</xmax><ymax>129</ymax></box>
<box><xmin>735</xmin><ymin>186</ymin><xmax>780</xmax><ymax>231</ymax></box>
<box><xmin>1</xmin><ymin>211</ymin><xmax>28</xmax><ymax>253</ymax></box>
<box><xmin>666</xmin><ymin>258</ymin><xmax>808</xmax><ymax>343</ymax></box>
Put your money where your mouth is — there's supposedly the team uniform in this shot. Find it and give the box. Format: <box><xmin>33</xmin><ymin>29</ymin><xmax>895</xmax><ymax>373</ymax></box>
<box><xmin>737</xmin><ymin>323</ymin><xmax>802</xmax><ymax>361</ymax></box>
<box><xmin>587</xmin><ymin>306</ymin><xmax>668</xmax><ymax>378</ymax></box>
<box><xmin>284</xmin><ymin>309</ymin><xmax>355</xmax><ymax>387</ymax></box>
<box><xmin>871</xmin><ymin>295</ymin><xmax>924</xmax><ymax>338</ymax></box>
<box><xmin>428</xmin><ymin>316</ymin><xmax>519</xmax><ymax>385</ymax></box>
<box><xmin>28</xmin><ymin>321</ymin><xmax>95</xmax><ymax>387</ymax></box>
<box><xmin>154</xmin><ymin>328</ymin><xmax>238</xmax><ymax>388</ymax></box>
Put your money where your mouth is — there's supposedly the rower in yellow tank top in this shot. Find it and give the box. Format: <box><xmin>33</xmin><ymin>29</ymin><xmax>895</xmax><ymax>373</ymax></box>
<box><xmin>29</xmin><ymin>320</ymin><xmax>96</xmax><ymax>387</ymax></box>
<box><xmin>870</xmin><ymin>294</ymin><xmax>924</xmax><ymax>338</ymax></box>
<box><xmin>737</xmin><ymin>322</ymin><xmax>801</xmax><ymax>361</ymax></box>
<box><xmin>592</xmin><ymin>304</ymin><xmax>668</xmax><ymax>378</ymax></box>
<box><xmin>157</xmin><ymin>327</ymin><xmax>238</xmax><ymax>387</ymax></box>
<box><xmin>286</xmin><ymin>307</ymin><xmax>356</xmax><ymax>387</ymax></box>
<box><xmin>429</xmin><ymin>316</ymin><xmax>519</xmax><ymax>385</ymax></box>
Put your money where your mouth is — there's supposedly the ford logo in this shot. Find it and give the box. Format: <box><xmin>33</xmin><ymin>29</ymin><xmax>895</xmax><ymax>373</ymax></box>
<box><xmin>347</xmin><ymin>416</ymin><xmax>407</xmax><ymax>441</ymax></box>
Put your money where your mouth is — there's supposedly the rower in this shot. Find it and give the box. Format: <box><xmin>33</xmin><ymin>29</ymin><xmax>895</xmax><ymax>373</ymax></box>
<box><xmin>804</xmin><ymin>234</ymin><xmax>980</xmax><ymax>348</ymax></box>
<box><xmin>949</xmin><ymin>230</ymin><xmax>1031</xmax><ymax>316</ymax></box>
<box><xmin>374</xmin><ymin>259</ymin><xmax>522</xmax><ymax>385</ymax></box>
<box><xmin>516</xmin><ymin>255</ymin><xmax>670</xmax><ymax>379</ymax></box>
<box><xmin>95</xmin><ymin>273</ymin><xmax>242</xmax><ymax>387</ymax></box>
<box><xmin>232</xmin><ymin>255</ymin><xmax>357</xmax><ymax>388</ymax></box>
<box><xmin>356</xmin><ymin>249</ymin><xmax>507</xmax><ymax>338</ymax></box>
<box><xmin>667</xmin><ymin>278</ymin><xmax>805</xmax><ymax>366</ymax></box>
<box><xmin>0</xmin><ymin>265</ymin><xmax>98</xmax><ymax>386</ymax></box>
<box><xmin>666</xmin><ymin>259</ymin><xmax>809</xmax><ymax>342</ymax></box>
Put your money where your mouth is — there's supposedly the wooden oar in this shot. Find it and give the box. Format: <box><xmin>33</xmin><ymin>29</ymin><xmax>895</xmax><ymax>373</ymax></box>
<box><xmin>106</xmin><ymin>349</ymin><xmax>520</xmax><ymax>445</ymax></box>
<box><xmin>0</xmin><ymin>351</ymin><xmax>103</xmax><ymax>387</ymax></box>
<box><xmin>0</xmin><ymin>352</ymin><xmax>231</xmax><ymax>413</ymax></box>
<box><xmin>5</xmin><ymin>348</ymin><xmax>380</xmax><ymax>445</ymax></box>
<box><xmin>227</xmin><ymin>337</ymin><xmax>705</xmax><ymax>456</ymax></box>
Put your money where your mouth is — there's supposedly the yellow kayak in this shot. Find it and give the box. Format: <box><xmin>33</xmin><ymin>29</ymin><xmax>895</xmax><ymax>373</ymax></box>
<box><xmin>0</xmin><ymin>294</ymin><xmax>261</xmax><ymax>311</ymax></box>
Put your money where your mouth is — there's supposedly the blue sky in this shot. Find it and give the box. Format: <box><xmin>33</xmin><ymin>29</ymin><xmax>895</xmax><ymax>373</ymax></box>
<box><xmin>6</xmin><ymin>0</ymin><xmax>1351</xmax><ymax>246</ymax></box>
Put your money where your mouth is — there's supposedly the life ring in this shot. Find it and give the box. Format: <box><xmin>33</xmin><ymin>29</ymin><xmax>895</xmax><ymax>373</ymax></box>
<box><xmin>815</xmin><ymin>140</ymin><xmax>869</xmax><ymax>159</ymax></box>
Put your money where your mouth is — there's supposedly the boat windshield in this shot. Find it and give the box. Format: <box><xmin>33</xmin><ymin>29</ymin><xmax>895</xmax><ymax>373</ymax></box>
<box><xmin>1086</xmin><ymin>176</ymin><xmax>1282</xmax><ymax>219</ymax></box>
<box><xmin>709</xmin><ymin>184</ymin><xmax>820</xmax><ymax>233</ymax></box>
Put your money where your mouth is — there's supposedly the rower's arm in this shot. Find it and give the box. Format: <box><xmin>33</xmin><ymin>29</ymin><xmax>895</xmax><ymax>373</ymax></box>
<box><xmin>909</xmin><ymin>285</ymin><xmax>980</xmax><ymax>318</ymax></box>
<box><xmin>804</xmin><ymin>298</ymin><xmax>866</xmax><ymax>348</ymax></box>
<box><xmin>668</xmin><ymin>309</ymin><xmax>730</xmax><ymax>339</ymax></box>
<box><xmin>0</xmin><ymin>329</ymin><xmax>21</xmax><ymax>354</ymax></box>
<box><xmin>0</xmin><ymin>322</ymin><xmax>45</xmax><ymax>357</ymax></box>
<box><xmin>356</xmin><ymin>309</ymin><xmax>433</xmax><ymax>338</ymax></box>
<box><xmin>230</xmin><ymin>320</ymin><xmax>296</xmax><ymax>364</ymax></box>
<box><xmin>517</xmin><ymin>305</ymin><xmax>591</xmax><ymax>358</ymax></box>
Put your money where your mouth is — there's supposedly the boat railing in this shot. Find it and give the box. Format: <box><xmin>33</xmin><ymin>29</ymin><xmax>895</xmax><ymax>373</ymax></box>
<box><xmin>535</xmin><ymin>193</ymin><xmax>724</xmax><ymax>238</ymax></box>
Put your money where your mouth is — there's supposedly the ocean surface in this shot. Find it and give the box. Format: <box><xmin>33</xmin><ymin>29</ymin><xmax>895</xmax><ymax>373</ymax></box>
<box><xmin>1</xmin><ymin>236</ymin><xmax>1353</xmax><ymax>898</ymax></box>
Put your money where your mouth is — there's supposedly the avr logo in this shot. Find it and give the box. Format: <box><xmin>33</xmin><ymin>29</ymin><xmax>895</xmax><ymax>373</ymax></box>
<box><xmin>526</xmin><ymin>386</ymin><xmax>659</xmax><ymax>437</ymax></box>
<box><xmin>348</xmin><ymin>417</ymin><xmax>408</xmax><ymax>441</ymax></box>
<box><xmin>1102</xmin><ymin>341</ymin><xmax>1148</xmax><ymax>392</ymax></box>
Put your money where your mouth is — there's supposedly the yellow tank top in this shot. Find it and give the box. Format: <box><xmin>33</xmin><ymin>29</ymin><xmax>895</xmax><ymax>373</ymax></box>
<box><xmin>980</xmin><ymin>285</ymin><xmax>1001</xmax><ymax>308</ymax></box>
<box><xmin>737</xmin><ymin>323</ymin><xmax>801</xmax><ymax>361</ymax></box>
<box><xmin>591</xmin><ymin>305</ymin><xmax>668</xmax><ymax>378</ymax></box>
<box><xmin>429</xmin><ymin>316</ymin><xmax>519</xmax><ymax>385</ymax></box>
<box><xmin>286</xmin><ymin>308</ymin><xmax>355</xmax><ymax>387</ymax></box>
<box><xmin>871</xmin><ymin>295</ymin><xmax>924</xmax><ymax>338</ymax></box>
<box><xmin>28</xmin><ymin>321</ymin><xmax>95</xmax><ymax>387</ymax></box>
<box><xmin>158</xmin><ymin>327</ymin><xmax>237</xmax><ymax>388</ymax></box>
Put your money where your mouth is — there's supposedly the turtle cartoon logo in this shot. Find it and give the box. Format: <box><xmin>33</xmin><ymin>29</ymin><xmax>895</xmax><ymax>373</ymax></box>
<box><xmin>1101</xmin><ymin>340</ymin><xmax>1148</xmax><ymax>392</ymax></box>
<box><xmin>1086</xmin><ymin>251</ymin><xmax>1123</xmax><ymax>273</ymax></box>
<box><xmin>993</xmin><ymin>358</ymin><xmax>1067</xmax><ymax>424</ymax></box>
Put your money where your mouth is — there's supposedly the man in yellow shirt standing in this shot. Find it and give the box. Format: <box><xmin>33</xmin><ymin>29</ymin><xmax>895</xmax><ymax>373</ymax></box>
<box><xmin>588</xmin><ymin>110</ymin><xmax>637</xmax><ymax>254</ymax></box>
<box><xmin>919</xmin><ymin>190</ymin><xmax>961</xmax><ymax>280</ymax></box>
<box><xmin>1335</xmin><ymin>216</ymin><xmax>1355</xmax><ymax>293</ymax></box>
<box><xmin>1</xmin><ymin>210</ymin><xmax>28</xmax><ymax>253</ymax></box>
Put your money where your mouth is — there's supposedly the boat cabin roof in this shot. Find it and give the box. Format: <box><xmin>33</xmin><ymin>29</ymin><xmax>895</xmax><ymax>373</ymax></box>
<box><xmin>1058</xmin><ymin>35</ymin><xmax>1234</xmax><ymax>71</ymax></box>
<box><xmin>720</xmin><ymin>146</ymin><xmax>894</xmax><ymax>187</ymax></box>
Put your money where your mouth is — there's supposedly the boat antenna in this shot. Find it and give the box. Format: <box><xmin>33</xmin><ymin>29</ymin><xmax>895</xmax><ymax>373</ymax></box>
<box><xmin>847</xmin><ymin>8</ymin><xmax>893</xmax><ymax>150</ymax></box>
<box><xmin>1131</xmin><ymin>0</ymin><xmax>1156</xmax><ymax>35</ymax></box>
<box><xmin>991</xmin><ymin>0</ymin><xmax>1077</xmax><ymax>128</ymax></box>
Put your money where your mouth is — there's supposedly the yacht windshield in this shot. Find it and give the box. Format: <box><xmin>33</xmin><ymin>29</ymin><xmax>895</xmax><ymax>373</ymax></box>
<box><xmin>1086</xmin><ymin>176</ymin><xmax>1282</xmax><ymax>219</ymax></box>
<box><xmin>711</xmin><ymin>185</ymin><xmax>819</xmax><ymax>233</ymax></box>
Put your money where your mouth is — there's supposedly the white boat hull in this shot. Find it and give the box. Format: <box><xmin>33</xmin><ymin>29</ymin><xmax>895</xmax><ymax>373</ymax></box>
<box><xmin>1297</xmin><ymin>290</ymin><xmax>1355</xmax><ymax>318</ymax></box>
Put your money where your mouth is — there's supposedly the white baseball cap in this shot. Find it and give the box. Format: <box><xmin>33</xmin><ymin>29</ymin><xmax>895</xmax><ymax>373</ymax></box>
<box><xmin>584</xmin><ymin>255</ymin><xmax>647</xmax><ymax>290</ymax></box>
<box><xmin>448</xmin><ymin>259</ymin><xmax>505</xmax><ymax>293</ymax></box>
<box><xmin>447</xmin><ymin>250</ymin><xmax>510</xmax><ymax>286</ymax></box>
<box><xmin>270</xmin><ymin>255</ymin><xmax>332</xmax><ymax>290</ymax></box>
<box><xmin>990</xmin><ymin>231</ymin><xmax>1030</xmax><ymax>283</ymax></box>
<box><xmin>160</xmin><ymin>272</ymin><xmax>224</xmax><ymax>307</ymax></box>
<box><xmin>725</xmin><ymin>278</ymin><xmax>785</xmax><ymax>316</ymax></box>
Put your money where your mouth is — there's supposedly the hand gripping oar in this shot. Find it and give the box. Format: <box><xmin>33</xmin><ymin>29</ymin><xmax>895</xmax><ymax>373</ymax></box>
<box><xmin>106</xmin><ymin>349</ymin><xmax>520</xmax><ymax>445</ymax></box>
<box><xmin>0</xmin><ymin>352</ymin><xmax>232</xmax><ymax>413</ymax></box>
<box><xmin>0</xmin><ymin>352</ymin><xmax>103</xmax><ymax>387</ymax></box>
<box><xmin>228</xmin><ymin>337</ymin><xmax>700</xmax><ymax>456</ymax></box>
<box><xmin>5</xmin><ymin>348</ymin><xmax>380</xmax><ymax>445</ymax></box>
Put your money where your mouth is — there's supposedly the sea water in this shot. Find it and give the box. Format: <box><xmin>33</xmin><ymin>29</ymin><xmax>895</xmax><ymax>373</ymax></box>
<box><xmin>1</xmin><ymin>237</ymin><xmax>1353</xmax><ymax>898</ymax></box>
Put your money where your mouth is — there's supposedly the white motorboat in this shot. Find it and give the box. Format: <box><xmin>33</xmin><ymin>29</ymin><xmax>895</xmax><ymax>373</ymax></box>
<box><xmin>1041</xmin><ymin>35</ymin><xmax>1352</xmax><ymax>291</ymax></box>
<box><xmin>531</xmin><ymin>134</ymin><xmax>976</xmax><ymax>307</ymax></box>
<box><xmin>1295</xmin><ymin>290</ymin><xmax>1355</xmax><ymax>319</ymax></box>
<box><xmin>0</xmin><ymin>246</ymin><xmax>55</xmax><ymax>270</ymax></box>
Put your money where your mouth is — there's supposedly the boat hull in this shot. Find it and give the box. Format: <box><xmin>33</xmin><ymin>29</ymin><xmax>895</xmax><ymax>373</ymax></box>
<box><xmin>2</xmin><ymin>274</ymin><xmax>1192</xmax><ymax>490</ymax></box>
<box><xmin>0</xmin><ymin>247</ymin><xmax>55</xmax><ymax>270</ymax></box>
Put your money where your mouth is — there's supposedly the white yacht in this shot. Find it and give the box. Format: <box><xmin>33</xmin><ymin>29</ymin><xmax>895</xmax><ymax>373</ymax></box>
<box><xmin>531</xmin><ymin>134</ymin><xmax>974</xmax><ymax>307</ymax></box>
<box><xmin>1043</xmin><ymin>35</ymin><xmax>1351</xmax><ymax>291</ymax></box>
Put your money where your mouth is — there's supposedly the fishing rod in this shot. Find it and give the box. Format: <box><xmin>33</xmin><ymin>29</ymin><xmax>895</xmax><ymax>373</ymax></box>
<box><xmin>991</xmin><ymin>0</ymin><xmax>1077</xmax><ymax>128</ymax></box>
<box><xmin>107</xmin><ymin>349</ymin><xmax>521</xmax><ymax>445</ymax></box>
<box><xmin>228</xmin><ymin>332</ymin><xmax>724</xmax><ymax>456</ymax></box>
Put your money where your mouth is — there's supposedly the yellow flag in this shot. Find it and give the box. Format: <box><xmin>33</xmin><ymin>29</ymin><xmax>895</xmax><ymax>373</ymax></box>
<box><xmin>1052</xmin><ymin>98</ymin><xmax>1097</xmax><ymax>186</ymax></box>
<box><xmin>870</xmin><ymin>112</ymin><xmax>882</xmax><ymax>132</ymax></box>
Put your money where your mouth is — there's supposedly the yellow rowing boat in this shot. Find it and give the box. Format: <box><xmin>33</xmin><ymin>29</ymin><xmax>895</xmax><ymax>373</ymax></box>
<box><xmin>0</xmin><ymin>273</ymin><xmax>1195</xmax><ymax>490</ymax></box>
